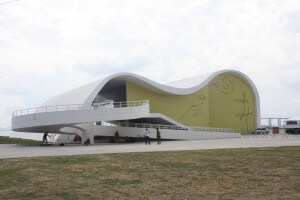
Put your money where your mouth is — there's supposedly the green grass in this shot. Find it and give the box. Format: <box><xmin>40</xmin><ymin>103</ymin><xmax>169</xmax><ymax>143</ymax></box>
<box><xmin>0</xmin><ymin>136</ymin><xmax>40</xmax><ymax>145</ymax></box>
<box><xmin>0</xmin><ymin>146</ymin><xmax>299</xmax><ymax>199</ymax></box>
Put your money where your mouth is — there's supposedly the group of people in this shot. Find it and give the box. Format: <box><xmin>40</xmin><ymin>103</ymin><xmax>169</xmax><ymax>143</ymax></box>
<box><xmin>144</xmin><ymin>127</ymin><xmax>161</xmax><ymax>145</ymax></box>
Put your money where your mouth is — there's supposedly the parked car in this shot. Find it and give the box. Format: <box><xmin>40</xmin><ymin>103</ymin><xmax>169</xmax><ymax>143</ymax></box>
<box><xmin>255</xmin><ymin>128</ymin><xmax>269</xmax><ymax>134</ymax></box>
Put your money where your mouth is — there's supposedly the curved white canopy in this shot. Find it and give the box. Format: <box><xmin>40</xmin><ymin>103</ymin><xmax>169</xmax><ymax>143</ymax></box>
<box><xmin>41</xmin><ymin>69</ymin><xmax>260</xmax><ymax>126</ymax></box>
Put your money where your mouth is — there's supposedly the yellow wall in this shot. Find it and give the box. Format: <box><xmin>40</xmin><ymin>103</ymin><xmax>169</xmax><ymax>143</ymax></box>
<box><xmin>126</xmin><ymin>73</ymin><xmax>256</xmax><ymax>131</ymax></box>
<box><xmin>208</xmin><ymin>74</ymin><xmax>256</xmax><ymax>131</ymax></box>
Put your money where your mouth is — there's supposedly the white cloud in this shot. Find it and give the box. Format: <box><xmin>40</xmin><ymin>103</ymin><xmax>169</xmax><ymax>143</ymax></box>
<box><xmin>0</xmin><ymin>0</ymin><xmax>300</xmax><ymax>128</ymax></box>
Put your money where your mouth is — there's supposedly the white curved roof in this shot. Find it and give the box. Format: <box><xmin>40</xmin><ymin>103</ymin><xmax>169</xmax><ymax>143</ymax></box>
<box><xmin>41</xmin><ymin>69</ymin><xmax>260</xmax><ymax>126</ymax></box>
<box><xmin>166</xmin><ymin>73</ymin><xmax>213</xmax><ymax>88</ymax></box>
<box><xmin>41</xmin><ymin>78</ymin><xmax>104</xmax><ymax>106</ymax></box>
<box><xmin>42</xmin><ymin>70</ymin><xmax>257</xmax><ymax>104</ymax></box>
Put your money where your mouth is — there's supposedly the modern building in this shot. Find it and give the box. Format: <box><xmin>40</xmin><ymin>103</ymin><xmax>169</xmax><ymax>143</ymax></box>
<box><xmin>12</xmin><ymin>69</ymin><xmax>260</xmax><ymax>144</ymax></box>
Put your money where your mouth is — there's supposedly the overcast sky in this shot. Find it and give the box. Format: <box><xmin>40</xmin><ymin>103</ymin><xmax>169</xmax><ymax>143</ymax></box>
<box><xmin>1</xmin><ymin>0</ymin><xmax>300</xmax><ymax>129</ymax></box>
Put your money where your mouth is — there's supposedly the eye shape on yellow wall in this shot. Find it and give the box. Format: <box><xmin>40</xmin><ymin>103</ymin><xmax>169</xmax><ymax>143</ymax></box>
<box><xmin>197</xmin><ymin>94</ymin><xmax>206</xmax><ymax>102</ymax></box>
<box><xmin>210</xmin><ymin>76</ymin><xmax>235</xmax><ymax>94</ymax></box>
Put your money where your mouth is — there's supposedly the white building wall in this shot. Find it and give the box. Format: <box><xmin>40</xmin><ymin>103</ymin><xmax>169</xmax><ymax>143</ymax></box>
<box><xmin>66</xmin><ymin>124</ymin><xmax>241</xmax><ymax>144</ymax></box>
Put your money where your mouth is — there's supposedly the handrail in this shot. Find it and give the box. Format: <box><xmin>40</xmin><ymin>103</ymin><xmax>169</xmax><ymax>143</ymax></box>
<box><xmin>12</xmin><ymin>100</ymin><xmax>149</xmax><ymax>117</ymax></box>
<box><xmin>111</xmin><ymin>121</ymin><xmax>240</xmax><ymax>134</ymax></box>
<box><xmin>190</xmin><ymin>126</ymin><xmax>240</xmax><ymax>133</ymax></box>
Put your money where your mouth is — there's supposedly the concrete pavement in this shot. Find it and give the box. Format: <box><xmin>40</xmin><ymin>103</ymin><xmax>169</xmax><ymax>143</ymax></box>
<box><xmin>1</xmin><ymin>135</ymin><xmax>300</xmax><ymax>159</ymax></box>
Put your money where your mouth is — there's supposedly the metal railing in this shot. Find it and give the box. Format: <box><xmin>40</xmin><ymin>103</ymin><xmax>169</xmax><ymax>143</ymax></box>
<box><xmin>191</xmin><ymin>126</ymin><xmax>240</xmax><ymax>133</ymax></box>
<box><xmin>114</xmin><ymin>121</ymin><xmax>189</xmax><ymax>131</ymax></box>
<box><xmin>111</xmin><ymin>121</ymin><xmax>240</xmax><ymax>133</ymax></box>
<box><xmin>93</xmin><ymin>100</ymin><xmax>149</xmax><ymax>108</ymax></box>
<box><xmin>12</xmin><ymin>100</ymin><xmax>149</xmax><ymax>117</ymax></box>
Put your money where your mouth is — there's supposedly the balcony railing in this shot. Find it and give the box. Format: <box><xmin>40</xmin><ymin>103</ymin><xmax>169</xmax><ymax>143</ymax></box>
<box><xmin>12</xmin><ymin>100</ymin><xmax>149</xmax><ymax>117</ymax></box>
<box><xmin>111</xmin><ymin>121</ymin><xmax>240</xmax><ymax>134</ymax></box>
<box><xmin>190</xmin><ymin>126</ymin><xmax>240</xmax><ymax>133</ymax></box>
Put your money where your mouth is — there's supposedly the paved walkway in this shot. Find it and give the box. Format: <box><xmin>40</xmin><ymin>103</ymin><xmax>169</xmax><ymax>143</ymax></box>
<box><xmin>1</xmin><ymin>135</ymin><xmax>300</xmax><ymax>159</ymax></box>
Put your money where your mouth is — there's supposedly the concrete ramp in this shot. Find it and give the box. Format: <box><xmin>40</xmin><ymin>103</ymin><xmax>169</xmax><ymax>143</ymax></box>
<box><xmin>12</xmin><ymin>100</ymin><xmax>149</xmax><ymax>133</ymax></box>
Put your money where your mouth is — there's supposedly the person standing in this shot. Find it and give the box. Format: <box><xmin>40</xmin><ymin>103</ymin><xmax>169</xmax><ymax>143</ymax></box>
<box><xmin>156</xmin><ymin>127</ymin><xmax>161</xmax><ymax>144</ymax></box>
<box><xmin>144</xmin><ymin>128</ymin><xmax>151</xmax><ymax>145</ymax></box>
<box><xmin>115</xmin><ymin>131</ymin><xmax>119</xmax><ymax>138</ymax></box>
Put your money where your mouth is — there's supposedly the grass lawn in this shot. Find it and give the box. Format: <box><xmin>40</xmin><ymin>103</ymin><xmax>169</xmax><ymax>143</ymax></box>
<box><xmin>0</xmin><ymin>136</ymin><xmax>40</xmax><ymax>145</ymax></box>
<box><xmin>0</xmin><ymin>146</ymin><xmax>299</xmax><ymax>199</ymax></box>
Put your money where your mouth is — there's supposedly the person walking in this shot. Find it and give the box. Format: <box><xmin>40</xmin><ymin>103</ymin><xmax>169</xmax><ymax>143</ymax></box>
<box><xmin>156</xmin><ymin>127</ymin><xmax>161</xmax><ymax>144</ymax></box>
<box><xmin>42</xmin><ymin>132</ymin><xmax>50</xmax><ymax>144</ymax></box>
<box><xmin>144</xmin><ymin>128</ymin><xmax>151</xmax><ymax>145</ymax></box>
